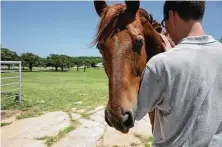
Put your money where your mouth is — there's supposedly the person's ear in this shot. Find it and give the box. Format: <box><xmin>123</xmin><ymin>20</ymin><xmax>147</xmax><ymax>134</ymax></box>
<box><xmin>168</xmin><ymin>10</ymin><xmax>176</xmax><ymax>28</ymax></box>
<box><xmin>174</xmin><ymin>11</ymin><xmax>184</xmax><ymax>23</ymax></box>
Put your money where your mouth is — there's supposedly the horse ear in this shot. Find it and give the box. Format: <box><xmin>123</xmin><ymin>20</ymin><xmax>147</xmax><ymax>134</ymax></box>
<box><xmin>125</xmin><ymin>0</ymin><xmax>140</xmax><ymax>14</ymax></box>
<box><xmin>154</xmin><ymin>26</ymin><xmax>162</xmax><ymax>33</ymax></box>
<box><xmin>152</xmin><ymin>20</ymin><xmax>162</xmax><ymax>33</ymax></box>
<box><xmin>94</xmin><ymin>0</ymin><xmax>108</xmax><ymax>17</ymax></box>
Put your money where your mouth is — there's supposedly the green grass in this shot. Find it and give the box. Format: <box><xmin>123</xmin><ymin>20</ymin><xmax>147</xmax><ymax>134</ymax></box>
<box><xmin>1</xmin><ymin>67</ymin><xmax>108</xmax><ymax>118</ymax></box>
<box><xmin>145</xmin><ymin>136</ymin><xmax>154</xmax><ymax>147</ymax></box>
<box><xmin>34</xmin><ymin>106</ymin><xmax>80</xmax><ymax>146</ymax></box>
<box><xmin>45</xmin><ymin>125</ymin><xmax>74</xmax><ymax>147</ymax></box>
<box><xmin>1</xmin><ymin>122</ymin><xmax>12</xmax><ymax>127</ymax></box>
<box><xmin>134</xmin><ymin>134</ymin><xmax>153</xmax><ymax>147</ymax></box>
<box><xmin>35</xmin><ymin>124</ymin><xmax>77</xmax><ymax>147</ymax></box>
<box><xmin>80</xmin><ymin>113</ymin><xmax>91</xmax><ymax>119</ymax></box>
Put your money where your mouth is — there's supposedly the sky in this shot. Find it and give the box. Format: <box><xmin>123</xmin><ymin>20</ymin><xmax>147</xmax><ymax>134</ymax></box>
<box><xmin>1</xmin><ymin>1</ymin><xmax>222</xmax><ymax>58</ymax></box>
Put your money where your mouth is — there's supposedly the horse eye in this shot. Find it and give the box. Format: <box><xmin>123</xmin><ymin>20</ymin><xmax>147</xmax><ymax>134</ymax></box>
<box><xmin>133</xmin><ymin>68</ymin><xmax>142</xmax><ymax>77</ymax></box>
<box><xmin>134</xmin><ymin>37</ymin><xmax>144</xmax><ymax>47</ymax></box>
<box><xmin>96</xmin><ymin>43</ymin><xmax>104</xmax><ymax>54</ymax></box>
<box><xmin>136</xmin><ymin>38</ymin><xmax>143</xmax><ymax>45</ymax></box>
<box><xmin>96</xmin><ymin>43</ymin><xmax>101</xmax><ymax>49</ymax></box>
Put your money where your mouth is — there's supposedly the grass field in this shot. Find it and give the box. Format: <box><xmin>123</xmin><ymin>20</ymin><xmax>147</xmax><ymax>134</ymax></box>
<box><xmin>1</xmin><ymin>67</ymin><xmax>108</xmax><ymax>119</ymax></box>
<box><xmin>1</xmin><ymin>67</ymin><xmax>153</xmax><ymax>147</ymax></box>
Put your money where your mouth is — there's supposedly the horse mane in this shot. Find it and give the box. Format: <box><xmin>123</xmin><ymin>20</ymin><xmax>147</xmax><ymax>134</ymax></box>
<box><xmin>92</xmin><ymin>4</ymin><xmax>161</xmax><ymax>47</ymax></box>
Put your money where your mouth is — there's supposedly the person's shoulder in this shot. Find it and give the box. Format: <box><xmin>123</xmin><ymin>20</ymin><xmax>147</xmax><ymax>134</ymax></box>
<box><xmin>147</xmin><ymin>46</ymin><xmax>180</xmax><ymax>66</ymax></box>
<box><xmin>146</xmin><ymin>45</ymin><xmax>188</xmax><ymax>74</ymax></box>
<box><xmin>146</xmin><ymin>51</ymin><xmax>169</xmax><ymax>75</ymax></box>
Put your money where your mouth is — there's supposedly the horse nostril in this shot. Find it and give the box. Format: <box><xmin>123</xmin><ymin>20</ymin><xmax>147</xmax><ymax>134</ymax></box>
<box><xmin>122</xmin><ymin>112</ymin><xmax>134</xmax><ymax>128</ymax></box>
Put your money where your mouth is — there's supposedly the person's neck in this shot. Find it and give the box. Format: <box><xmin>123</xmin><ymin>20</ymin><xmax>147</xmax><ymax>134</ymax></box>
<box><xmin>177</xmin><ymin>21</ymin><xmax>205</xmax><ymax>43</ymax></box>
<box><xmin>187</xmin><ymin>21</ymin><xmax>205</xmax><ymax>37</ymax></box>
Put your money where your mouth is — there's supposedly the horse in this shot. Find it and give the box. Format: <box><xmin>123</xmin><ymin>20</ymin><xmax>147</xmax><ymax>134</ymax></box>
<box><xmin>92</xmin><ymin>0</ymin><xmax>168</xmax><ymax>134</ymax></box>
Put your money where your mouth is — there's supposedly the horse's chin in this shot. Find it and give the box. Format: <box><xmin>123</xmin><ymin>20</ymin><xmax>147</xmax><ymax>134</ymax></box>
<box><xmin>116</xmin><ymin>115</ymin><xmax>136</xmax><ymax>134</ymax></box>
<box><xmin>107</xmin><ymin>117</ymin><xmax>134</xmax><ymax>134</ymax></box>
<box><xmin>105</xmin><ymin>103</ymin><xmax>137</xmax><ymax>134</ymax></box>
<box><xmin>120</xmin><ymin>128</ymin><xmax>130</xmax><ymax>134</ymax></box>
<box><xmin>115</xmin><ymin>125</ymin><xmax>130</xmax><ymax>134</ymax></box>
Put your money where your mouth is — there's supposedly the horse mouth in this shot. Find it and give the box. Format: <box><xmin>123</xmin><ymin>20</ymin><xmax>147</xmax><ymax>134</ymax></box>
<box><xmin>112</xmin><ymin>121</ymin><xmax>131</xmax><ymax>134</ymax></box>
<box><xmin>105</xmin><ymin>109</ymin><xmax>135</xmax><ymax>134</ymax></box>
<box><xmin>106</xmin><ymin>120</ymin><xmax>132</xmax><ymax>134</ymax></box>
<box><xmin>119</xmin><ymin>126</ymin><xmax>130</xmax><ymax>134</ymax></box>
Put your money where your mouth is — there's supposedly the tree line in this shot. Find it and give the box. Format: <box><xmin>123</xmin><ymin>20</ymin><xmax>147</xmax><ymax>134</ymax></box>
<box><xmin>1</xmin><ymin>37</ymin><xmax>222</xmax><ymax>72</ymax></box>
<box><xmin>1</xmin><ymin>48</ymin><xmax>103</xmax><ymax>72</ymax></box>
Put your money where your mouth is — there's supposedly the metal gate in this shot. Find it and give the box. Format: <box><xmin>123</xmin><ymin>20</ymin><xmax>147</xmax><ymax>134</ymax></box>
<box><xmin>1</xmin><ymin>61</ymin><xmax>22</xmax><ymax>104</ymax></box>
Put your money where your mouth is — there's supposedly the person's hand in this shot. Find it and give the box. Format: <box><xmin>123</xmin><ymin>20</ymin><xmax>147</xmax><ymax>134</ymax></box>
<box><xmin>159</xmin><ymin>34</ymin><xmax>175</xmax><ymax>51</ymax></box>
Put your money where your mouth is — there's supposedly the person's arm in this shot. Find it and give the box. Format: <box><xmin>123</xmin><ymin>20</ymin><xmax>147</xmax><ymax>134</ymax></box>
<box><xmin>135</xmin><ymin>34</ymin><xmax>171</xmax><ymax>121</ymax></box>
<box><xmin>135</xmin><ymin>65</ymin><xmax>165</xmax><ymax>121</ymax></box>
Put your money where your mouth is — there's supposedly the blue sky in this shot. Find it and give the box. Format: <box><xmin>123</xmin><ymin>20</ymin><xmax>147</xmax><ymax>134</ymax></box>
<box><xmin>2</xmin><ymin>1</ymin><xmax>222</xmax><ymax>58</ymax></box>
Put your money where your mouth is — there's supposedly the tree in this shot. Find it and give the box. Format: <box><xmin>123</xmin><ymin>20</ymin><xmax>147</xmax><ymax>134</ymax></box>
<box><xmin>219</xmin><ymin>37</ymin><xmax>222</xmax><ymax>43</ymax></box>
<box><xmin>83</xmin><ymin>59</ymin><xmax>91</xmax><ymax>72</ymax></box>
<box><xmin>46</xmin><ymin>54</ymin><xmax>72</xmax><ymax>71</ymax></box>
<box><xmin>71</xmin><ymin>56</ymin><xmax>102</xmax><ymax>71</ymax></box>
<box><xmin>65</xmin><ymin>56</ymin><xmax>73</xmax><ymax>70</ymax></box>
<box><xmin>46</xmin><ymin>54</ymin><xmax>61</xmax><ymax>71</ymax></box>
<box><xmin>1</xmin><ymin>48</ymin><xmax>20</xmax><ymax>69</ymax></box>
<box><xmin>20</xmin><ymin>53</ymin><xmax>40</xmax><ymax>72</ymax></box>
<box><xmin>73</xmin><ymin>57</ymin><xmax>83</xmax><ymax>71</ymax></box>
<box><xmin>90</xmin><ymin>57</ymin><xmax>102</xmax><ymax>68</ymax></box>
<box><xmin>36</xmin><ymin>57</ymin><xmax>47</xmax><ymax>68</ymax></box>
<box><xmin>90</xmin><ymin>60</ymin><xmax>97</xmax><ymax>68</ymax></box>
<box><xmin>58</xmin><ymin>55</ymin><xmax>72</xmax><ymax>71</ymax></box>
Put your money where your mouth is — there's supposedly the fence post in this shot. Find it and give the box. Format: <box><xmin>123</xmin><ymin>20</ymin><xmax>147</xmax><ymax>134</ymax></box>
<box><xmin>19</xmin><ymin>61</ymin><xmax>22</xmax><ymax>104</ymax></box>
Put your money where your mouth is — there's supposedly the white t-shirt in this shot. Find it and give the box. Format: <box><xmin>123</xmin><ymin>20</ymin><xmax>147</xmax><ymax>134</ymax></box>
<box><xmin>136</xmin><ymin>35</ymin><xmax>222</xmax><ymax>147</ymax></box>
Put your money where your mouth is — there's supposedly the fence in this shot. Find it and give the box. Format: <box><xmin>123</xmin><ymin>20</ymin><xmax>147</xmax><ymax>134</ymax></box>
<box><xmin>1</xmin><ymin>61</ymin><xmax>22</xmax><ymax>104</ymax></box>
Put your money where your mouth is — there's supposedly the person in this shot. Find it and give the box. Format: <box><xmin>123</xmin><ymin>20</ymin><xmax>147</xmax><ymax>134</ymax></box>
<box><xmin>135</xmin><ymin>1</ymin><xmax>222</xmax><ymax>147</ymax></box>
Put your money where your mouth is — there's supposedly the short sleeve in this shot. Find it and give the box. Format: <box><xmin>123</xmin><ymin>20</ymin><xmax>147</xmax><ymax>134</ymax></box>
<box><xmin>135</xmin><ymin>66</ymin><xmax>165</xmax><ymax>120</ymax></box>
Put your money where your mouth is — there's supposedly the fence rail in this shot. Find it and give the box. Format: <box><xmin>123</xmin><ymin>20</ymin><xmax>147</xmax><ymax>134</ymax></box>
<box><xmin>1</xmin><ymin>88</ymin><xmax>19</xmax><ymax>94</ymax></box>
<box><xmin>1</xmin><ymin>61</ymin><xmax>22</xmax><ymax>103</ymax></box>
<box><xmin>1</xmin><ymin>82</ymin><xmax>19</xmax><ymax>87</ymax></box>
<box><xmin>1</xmin><ymin>76</ymin><xmax>19</xmax><ymax>80</ymax></box>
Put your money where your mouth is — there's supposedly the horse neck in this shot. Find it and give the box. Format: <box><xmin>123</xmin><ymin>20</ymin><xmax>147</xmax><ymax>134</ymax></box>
<box><xmin>144</xmin><ymin>23</ymin><xmax>164</xmax><ymax>61</ymax></box>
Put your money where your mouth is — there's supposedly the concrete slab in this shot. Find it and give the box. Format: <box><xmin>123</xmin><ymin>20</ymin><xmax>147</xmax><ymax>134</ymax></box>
<box><xmin>1</xmin><ymin>111</ymin><xmax>70</xmax><ymax>147</ymax></box>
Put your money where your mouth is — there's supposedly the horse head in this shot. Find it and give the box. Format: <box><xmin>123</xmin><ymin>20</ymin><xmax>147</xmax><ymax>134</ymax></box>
<box><xmin>93</xmin><ymin>0</ymin><xmax>165</xmax><ymax>133</ymax></box>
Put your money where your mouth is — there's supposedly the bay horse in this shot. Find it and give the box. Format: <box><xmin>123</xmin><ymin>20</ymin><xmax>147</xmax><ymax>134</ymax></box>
<box><xmin>92</xmin><ymin>0</ymin><xmax>167</xmax><ymax>133</ymax></box>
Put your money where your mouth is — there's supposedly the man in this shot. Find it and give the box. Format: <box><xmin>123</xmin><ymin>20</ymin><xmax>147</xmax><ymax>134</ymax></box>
<box><xmin>135</xmin><ymin>1</ymin><xmax>222</xmax><ymax>147</ymax></box>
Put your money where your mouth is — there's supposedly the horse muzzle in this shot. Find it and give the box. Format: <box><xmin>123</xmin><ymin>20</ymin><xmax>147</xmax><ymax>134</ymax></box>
<box><xmin>105</xmin><ymin>109</ymin><xmax>135</xmax><ymax>133</ymax></box>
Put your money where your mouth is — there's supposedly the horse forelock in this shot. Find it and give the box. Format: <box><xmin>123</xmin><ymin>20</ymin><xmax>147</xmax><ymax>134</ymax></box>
<box><xmin>92</xmin><ymin>3</ymin><xmax>160</xmax><ymax>47</ymax></box>
<box><xmin>93</xmin><ymin>4</ymin><xmax>126</xmax><ymax>46</ymax></box>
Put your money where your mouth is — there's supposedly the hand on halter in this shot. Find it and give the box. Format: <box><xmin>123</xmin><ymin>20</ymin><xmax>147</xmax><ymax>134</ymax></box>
<box><xmin>159</xmin><ymin>34</ymin><xmax>175</xmax><ymax>51</ymax></box>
